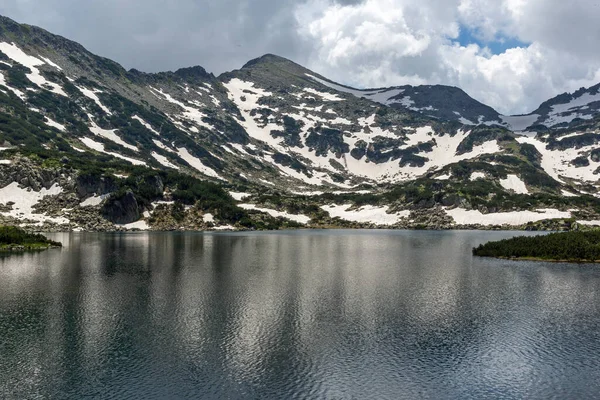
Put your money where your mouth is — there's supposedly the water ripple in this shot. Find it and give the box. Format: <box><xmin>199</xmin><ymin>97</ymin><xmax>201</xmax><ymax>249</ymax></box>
<box><xmin>1</xmin><ymin>230</ymin><xmax>600</xmax><ymax>399</ymax></box>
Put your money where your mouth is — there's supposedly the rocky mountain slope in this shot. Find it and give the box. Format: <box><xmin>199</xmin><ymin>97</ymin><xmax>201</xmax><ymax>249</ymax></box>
<box><xmin>501</xmin><ymin>84</ymin><xmax>600</xmax><ymax>131</ymax></box>
<box><xmin>305</xmin><ymin>73</ymin><xmax>502</xmax><ymax>125</ymax></box>
<box><xmin>1</xmin><ymin>15</ymin><xmax>600</xmax><ymax>231</ymax></box>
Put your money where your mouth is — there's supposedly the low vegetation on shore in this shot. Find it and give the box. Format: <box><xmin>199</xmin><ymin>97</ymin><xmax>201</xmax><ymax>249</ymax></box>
<box><xmin>473</xmin><ymin>231</ymin><xmax>600</xmax><ymax>262</ymax></box>
<box><xmin>0</xmin><ymin>226</ymin><xmax>62</xmax><ymax>251</ymax></box>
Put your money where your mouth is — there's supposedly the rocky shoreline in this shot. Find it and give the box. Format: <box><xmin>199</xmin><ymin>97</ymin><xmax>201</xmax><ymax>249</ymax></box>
<box><xmin>11</xmin><ymin>220</ymin><xmax>585</xmax><ymax>234</ymax></box>
<box><xmin>0</xmin><ymin>243</ymin><xmax>62</xmax><ymax>251</ymax></box>
<box><xmin>1</xmin><ymin>157</ymin><xmax>598</xmax><ymax>234</ymax></box>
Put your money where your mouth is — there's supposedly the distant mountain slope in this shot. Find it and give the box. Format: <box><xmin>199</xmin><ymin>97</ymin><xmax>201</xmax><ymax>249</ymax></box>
<box><xmin>0</xmin><ymin>15</ymin><xmax>599</xmax><ymax>231</ymax></box>
<box><xmin>499</xmin><ymin>84</ymin><xmax>600</xmax><ymax>132</ymax></box>
<box><xmin>218</xmin><ymin>54</ymin><xmax>510</xmax><ymax>186</ymax></box>
<box><xmin>304</xmin><ymin>73</ymin><xmax>502</xmax><ymax>125</ymax></box>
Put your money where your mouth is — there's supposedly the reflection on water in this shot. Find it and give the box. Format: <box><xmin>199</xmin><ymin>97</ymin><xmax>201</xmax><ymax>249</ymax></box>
<box><xmin>1</xmin><ymin>231</ymin><xmax>600</xmax><ymax>399</ymax></box>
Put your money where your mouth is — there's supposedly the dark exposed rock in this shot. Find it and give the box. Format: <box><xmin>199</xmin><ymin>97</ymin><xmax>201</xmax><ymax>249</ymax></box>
<box><xmin>572</xmin><ymin>156</ymin><xmax>590</xmax><ymax>167</ymax></box>
<box><xmin>76</xmin><ymin>174</ymin><xmax>118</xmax><ymax>199</ymax></box>
<box><xmin>272</xmin><ymin>153</ymin><xmax>310</xmax><ymax>176</ymax></box>
<box><xmin>456</xmin><ymin>126</ymin><xmax>511</xmax><ymax>155</ymax></box>
<box><xmin>306</xmin><ymin>126</ymin><xmax>350</xmax><ymax>157</ymax></box>
<box><xmin>351</xmin><ymin>141</ymin><xmax>367</xmax><ymax>160</ymax></box>
<box><xmin>101</xmin><ymin>190</ymin><xmax>141</xmax><ymax>224</ymax></box>
<box><xmin>329</xmin><ymin>159</ymin><xmax>346</xmax><ymax>172</ymax></box>
<box><xmin>0</xmin><ymin>157</ymin><xmax>67</xmax><ymax>192</ymax></box>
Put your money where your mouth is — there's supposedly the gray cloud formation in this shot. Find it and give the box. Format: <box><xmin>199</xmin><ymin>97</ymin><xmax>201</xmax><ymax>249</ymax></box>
<box><xmin>0</xmin><ymin>0</ymin><xmax>311</xmax><ymax>73</ymax></box>
<box><xmin>2</xmin><ymin>0</ymin><xmax>600</xmax><ymax>114</ymax></box>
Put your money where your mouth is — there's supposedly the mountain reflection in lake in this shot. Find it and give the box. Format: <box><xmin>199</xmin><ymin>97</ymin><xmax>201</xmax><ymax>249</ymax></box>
<box><xmin>1</xmin><ymin>230</ymin><xmax>599</xmax><ymax>399</ymax></box>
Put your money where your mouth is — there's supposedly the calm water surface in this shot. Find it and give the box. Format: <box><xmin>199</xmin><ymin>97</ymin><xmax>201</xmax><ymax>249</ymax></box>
<box><xmin>1</xmin><ymin>230</ymin><xmax>599</xmax><ymax>399</ymax></box>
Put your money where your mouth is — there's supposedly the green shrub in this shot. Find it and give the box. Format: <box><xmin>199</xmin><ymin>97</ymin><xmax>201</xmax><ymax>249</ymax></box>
<box><xmin>473</xmin><ymin>231</ymin><xmax>600</xmax><ymax>261</ymax></box>
<box><xmin>0</xmin><ymin>226</ymin><xmax>62</xmax><ymax>247</ymax></box>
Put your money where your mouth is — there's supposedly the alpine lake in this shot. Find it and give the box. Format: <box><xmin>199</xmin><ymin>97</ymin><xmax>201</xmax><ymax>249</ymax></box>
<box><xmin>1</xmin><ymin>230</ymin><xmax>599</xmax><ymax>399</ymax></box>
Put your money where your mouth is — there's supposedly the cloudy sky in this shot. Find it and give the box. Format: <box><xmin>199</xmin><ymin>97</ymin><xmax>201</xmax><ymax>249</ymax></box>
<box><xmin>2</xmin><ymin>0</ymin><xmax>600</xmax><ymax>115</ymax></box>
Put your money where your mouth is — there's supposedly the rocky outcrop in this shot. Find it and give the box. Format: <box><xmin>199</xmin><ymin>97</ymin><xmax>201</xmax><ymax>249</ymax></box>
<box><xmin>101</xmin><ymin>190</ymin><xmax>141</xmax><ymax>224</ymax></box>
<box><xmin>406</xmin><ymin>207</ymin><xmax>455</xmax><ymax>230</ymax></box>
<box><xmin>0</xmin><ymin>157</ymin><xmax>72</xmax><ymax>192</ymax></box>
<box><xmin>76</xmin><ymin>174</ymin><xmax>118</xmax><ymax>199</ymax></box>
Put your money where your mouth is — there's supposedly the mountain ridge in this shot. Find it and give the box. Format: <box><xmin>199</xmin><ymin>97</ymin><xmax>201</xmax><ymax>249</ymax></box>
<box><xmin>1</xmin><ymin>14</ymin><xmax>600</xmax><ymax>232</ymax></box>
<box><xmin>2</xmin><ymin>14</ymin><xmax>597</xmax><ymax>127</ymax></box>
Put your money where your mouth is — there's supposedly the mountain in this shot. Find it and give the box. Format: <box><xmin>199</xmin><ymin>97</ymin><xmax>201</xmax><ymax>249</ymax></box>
<box><xmin>0</xmin><ymin>15</ymin><xmax>600</xmax><ymax>232</ymax></box>
<box><xmin>498</xmin><ymin>84</ymin><xmax>600</xmax><ymax>132</ymax></box>
<box><xmin>304</xmin><ymin>73</ymin><xmax>502</xmax><ymax>125</ymax></box>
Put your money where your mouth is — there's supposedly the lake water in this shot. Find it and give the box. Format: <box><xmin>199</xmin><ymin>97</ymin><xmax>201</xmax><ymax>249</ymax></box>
<box><xmin>1</xmin><ymin>230</ymin><xmax>599</xmax><ymax>399</ymax></box>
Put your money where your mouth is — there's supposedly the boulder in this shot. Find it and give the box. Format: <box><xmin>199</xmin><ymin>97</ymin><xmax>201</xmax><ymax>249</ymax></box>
<box><xmin>101</xmin><ymin>190</ymin><xmax>141</xmax><ymax>224</ymax></box>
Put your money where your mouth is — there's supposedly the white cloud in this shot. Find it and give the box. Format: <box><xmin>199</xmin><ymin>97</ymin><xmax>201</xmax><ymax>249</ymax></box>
<box><xmin>296</xmin><ymin>0</ymin><xmax>600</xmax><ymax>114</ymax></box>
<box><xmin>0</xmin><ymin>0</ymin><xmax>306</xmax><ymax>75</ymax></box>
<box><xmin>3</xmin><ymin>0</ymin><xmax>600</xmax><ymax>115</ymax></box>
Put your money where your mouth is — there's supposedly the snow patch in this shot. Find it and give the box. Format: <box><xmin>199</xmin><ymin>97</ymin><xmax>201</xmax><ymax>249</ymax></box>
<box><xmin>446</xmin><ymin>208</ymin><xmax>571</xmax><ymax>226</ymax></box>
<box><xmin>344</xmin><ymin>129</ymin><xmax>501</xmax><ymax>182</ymax></box>
<box><xmin>306</xmin><ymin>74</ymin><xmax>404</xmax><ymax>105</ymax></box>
<box><xmin>77</xmin><ymin>86</ymin><xmax>112</xmax><ymax>115</ymax></box>
<box><xmin>435</xmin><ymin>173</ymin><xmax>452</xmax><ymax>180</ymax></box>
<box><xmin>0</xmin><ymin>182</ymin><xmax>68</xmax><ymax>224</ymax></box>
<box><xmin>558</xmin><ymin>132</ymin><xmax>589</xmax><ymax>141</ymax></box>
<box><xmin>470</xmin><ymin>172</ymin><xmax>486</xmax><ymax>180</ymax></box>
<box><xmin>239</xmin><ymin>204</ymin><xmax>311</xmax><ymax>224</ymax></box>
<box><xmin>89</xmin><ymin>120</ymin><xmax>137</xmax><ymax>152</ymax></box>
<box><xmin>229</xmin><ymin>192</ymin><xmax>251</xmax><ymax>201</ymax></box>
<box><xmin>213</xmin><ymin>225</ymin><xmax>236</xmax><ymax>230</ymax></box>
<box><xmin>177</xmin><ymin>147</ymin><xmax>223</xmax><ymax>180</ymax></box>
<box><xmin>290</xmin><ymin>190</ymin><xmax>325</xmax><ymax>196</ymax></box>
<box><xmin>210</xmin><ymin>95</ymin><xmax>221</xmax><ymax>107</ymax></box>
<box><xmin>561</xmin><ymin>190</ymin><xmax>579</xmax><ymax>197</ymax></box>
<box><xmin>499</xmin><ymin>174</ymin><xmax>529</xmax><ymax>194</ymax></box>
<box><xmin>0</xmin><ymin>71</ymin><xmax>26</xmax><ymax>100</ymax></box>
<box><xmin>222</xmin><ymin>79</ymin><xmax>282</xmax><ymax>148</ymax></box>
<box><xmin>152</xmin><ymin>139</ymin><xmax>174</xmax><ymax>153</ymax></box>
<box><xmin>302</xmin><ymin>87</ymin><xmax>344</xmax><ymax>101</ymax></box>
<box><xmin>578</xmin><ymin>220</ymin><xmax>600</xmax><ymax>226</ymax></box>
<box><xmin>80</xmin><ymin>194</ymin><xmax>109</xmax><ymax>207</ymax></box>
<box><xmin>0</xmin><ymin>43</ymin><xmax>67</xmax><ymax>97</ymax></box>
<box><xmin>152</xmin><ymin>152</ymin><xmax>179</xmax><ymax>169</ymax></box>
<box><xmin>541</xmin><ymin>91</ymin><xmax>600</xmax><ymax>127</ymax></box>
<box><xmin>43</xmin><ymin>117</ymin><xmax>66</xmax><ymax>132</ymax></box>
<box><xmin>149</xmin><ymin>87</ymin><xmax>214</xmax><ymax>131</ymax></box>
<box><xmin>516</xmin><ymin>136</ymin><xmax>600</xmax><ymax>183</ymax></box>
<box><xmin>132</xmin><ymin>115</ymin><xmax>160</xmax><ymax>135</ymax></box>
<box><xmin>40</xmin><ymin>56</ymin><xmax>62</xmax><ymax>70</ymax></box>
<box><xmin>26</xmin><ymin>70</ymin><xmax>67</xmax><ymax>96</ymax></box>
<box><xmin>152</xmin><ymin>200</ymin><xmax>175</xmax><ymax>208</ymax></box>
<box><xmin>454</xmin><ymin>112</ymin><xmax>476</xmax><ymax>125</ymax></box>
<box><xmin>321</xmin><ymin>204</ymin><xmax>409</xmax><ymax>225</ymax></box>
<box><xmin>119</xmin><ymin>220</ymin><xmax>149</xmax><ymax>230</ymax></box>
<box><xmin>80</xmin><ymin>137</ymin><xmax>147</xmax><ymax>166</ymax></box>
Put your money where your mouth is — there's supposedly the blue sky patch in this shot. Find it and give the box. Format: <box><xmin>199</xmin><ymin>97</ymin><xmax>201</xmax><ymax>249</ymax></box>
<box><xmin>454</xmin><ymin>25</ymin><xmax>530</xmax><ymax>54</ymax></box>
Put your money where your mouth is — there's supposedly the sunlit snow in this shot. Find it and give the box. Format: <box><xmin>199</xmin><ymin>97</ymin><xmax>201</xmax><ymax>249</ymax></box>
<box><xmin>499</xmin><ymin>174</ymin><xmax>529</xmax><ymax>194</ymax></box>
<box><xmin>0</xmin><ymin>182</ymin><xmax>68</xmax><ymax>224</ymax></box>
<box><xmin>446</xmin><ymin>208</ymin><xmax>571</xmax><ymax>226</ymax></box>
<box><xmin>322</xmin><ymin>204</ymin><xmax>410</xmax><ymax>225</ymax></box>
<box><xmin>80</xmin><ymin>137</ymin><xmax>147</xmax><ymax>166</ymax></box>
<box><xmin>239</xmin><ymin>204</ymin><xmax>311</xmax><ymax>224</ymax></box>
<box><xmin>177</xmin><ymin>147</ymin><xmax>223</xmax><ymax>180</ymax></box>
